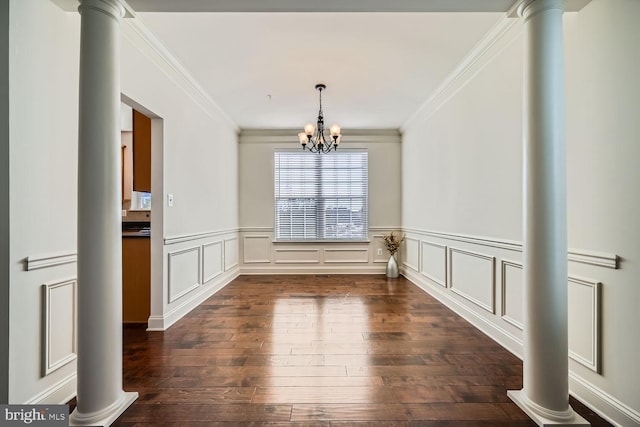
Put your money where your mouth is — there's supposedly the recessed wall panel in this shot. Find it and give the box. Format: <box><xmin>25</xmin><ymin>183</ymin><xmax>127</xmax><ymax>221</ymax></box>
<box><xmin>42</xmin><ymin>279</ymin><xmax>77</xmax><ymax>376</ymax></box>
<box><xmin>168</xmin><ymin>247</ymin><xmax>201</xmax><ymax>303</ymax></box>
<box><xmin>242</xmin><ymin>235</ymin><xmax>270</xmax><ymax>264</ymax></box>
<box><xmin>449</xmin><ymin>247</ymin><xmax>495</xmax><ymax>313</ymax></box>
<box><xmin>501</xmin><ymin>260</ymin><xmax>523</xmax><ymax>329</ymax></box>
<box><xmin>202</xmin><ymin>241</ymin><xmax>223</xmax><ymax>283</ymax></box>
<box><xmin>420</xmin><ymin>241</ymin><xmax>447</xmax><ymax>287</ymax></box>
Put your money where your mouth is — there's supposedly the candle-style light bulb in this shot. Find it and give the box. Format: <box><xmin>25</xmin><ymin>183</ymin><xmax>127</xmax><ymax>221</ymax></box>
<box><xmin>304</xmin><ymin>123</ymin><xmax>316</xmax><ymax>137</ymax></box>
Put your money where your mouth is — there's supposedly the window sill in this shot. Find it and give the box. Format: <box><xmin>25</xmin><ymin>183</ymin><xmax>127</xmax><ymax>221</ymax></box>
<box><xmin>273</xmin><ymin>239</ymin><xmax>370</xmax><ymax>244</ymax></box>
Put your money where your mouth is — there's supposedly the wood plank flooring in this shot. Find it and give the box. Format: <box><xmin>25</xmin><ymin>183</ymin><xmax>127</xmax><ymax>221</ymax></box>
<box><xmin>111</xmin><ymin>274</ymin><xmax>611</xmax><ymax>426</ymax></box>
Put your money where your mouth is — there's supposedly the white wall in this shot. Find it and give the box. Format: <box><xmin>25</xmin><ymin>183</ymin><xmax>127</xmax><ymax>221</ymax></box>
<box><xmin>0</xmin><ymin>0</ymin><xmax>10</xmax><ymax>404</ymax></box>
<box><xmin>238</xmin><ymin>129</ymin><xmax>401</xmax><ymax>273</ymax></box>
<box><xmin>8</xmin><ymin>0</ymin><xmax>80</xmax><ymax>404</ymax></box>
<box><xmin>401</xmin><ymin>1</ymin><xmax>640</xmax><ymax>425</ymax></box>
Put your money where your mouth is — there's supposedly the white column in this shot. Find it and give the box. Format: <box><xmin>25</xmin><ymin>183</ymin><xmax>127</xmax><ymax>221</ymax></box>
<box><xmin>507</xmin><ymin>1</ymin><xmax>587</xmax><ymax>425</ymax></box>
<box><xmin>70</xmin><ymin>0</ymin><xmax>137</xmax><ymax>425</ymax></box>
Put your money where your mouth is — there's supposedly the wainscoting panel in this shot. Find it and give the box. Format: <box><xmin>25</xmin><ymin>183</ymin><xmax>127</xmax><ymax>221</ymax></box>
<box><xmin>242</xmin><ymin>235</ymin><xmax>270</xmax><ymax>264</ymax></box>
<box><xmin>501</xmin><ymin>260</ymin><xmax>524</xmax><ymax>330</ymax></box>
<box><xmin>568</xmin><ymin>276</ymin><xmax>601</xmax><ymax>373</ymax></box>
<box><xmin>224</xmin><ymin>237</ymin><xmax>239</xmax><ymax>270</ymax></box>
<box><xmin>420</xmin><ymin>241</ymin><xmax>447</xmax><ymax>287</ymax></box>
<box><xmin>42</xmin><ymin>278</ymin><xmax>77</xmax><ymax>376</ymax></box>
<box><xmin>202</xmin><ymin>241</ymin><xmax>223</xmax><ymax>284</ymax></box>
<box><xmin>274</xmin><ymin>248</ymin><xmax>320</xmax><ymax>264</ymax></box>
<box><xmin>403</xmin><ymin>237</ymin><xmax>420</xmax><ymax>272</ymax></box>
<box><xmin>168</xmin><ymin>246</ymin><xmax>201</xmax><ymax>303</ymax></box>
<box><xmin>449</xmin><ymin>247</ymin><xmax>496</xmax><ymax>313</ymax></box>
<box><xmin>323</xmin><ymin>248</ymin><xmax>369</xmax><ymax>264</ymax></box>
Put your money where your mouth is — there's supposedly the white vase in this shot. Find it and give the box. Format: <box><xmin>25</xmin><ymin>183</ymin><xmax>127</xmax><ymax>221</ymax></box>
<box><xmin>386</xmin><ymin>253</ymin><xmax>399</xmax><ymax>278</ymax></box>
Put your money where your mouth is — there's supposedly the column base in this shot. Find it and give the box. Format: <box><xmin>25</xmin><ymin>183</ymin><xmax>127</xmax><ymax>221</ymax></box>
<box><xmin>69</xmin><ymin>391</ymin><xmax>138</xmax><ymax>426</ymax></box>
<box><xmin>508</xmin><ymin>390</ymin><xmax>590</xmax><ymax>426</ymax></box>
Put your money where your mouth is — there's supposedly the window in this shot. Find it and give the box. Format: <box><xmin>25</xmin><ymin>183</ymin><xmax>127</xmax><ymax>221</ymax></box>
<box><xmin>274</xmin><ymin>150</ymin><xmax>368</xmax><ymax>241</ymax></box>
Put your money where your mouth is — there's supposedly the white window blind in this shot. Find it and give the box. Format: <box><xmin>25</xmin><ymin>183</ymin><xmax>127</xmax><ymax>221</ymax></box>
<box><xmin>274</xmin><ymin>150</ymin><xmax>368</xmax><ymax>241</ymax></box>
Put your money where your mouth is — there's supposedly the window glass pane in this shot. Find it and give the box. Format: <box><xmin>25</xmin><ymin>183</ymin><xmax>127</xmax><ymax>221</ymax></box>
<box><xmin>274</xmin><ymin>150</ymin><xmax>368</xmax><ymax>241</ymax></box>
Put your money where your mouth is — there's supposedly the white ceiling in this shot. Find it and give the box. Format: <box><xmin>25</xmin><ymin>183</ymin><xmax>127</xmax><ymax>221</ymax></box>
<box><xmin>52</xmin><ymin>0</ymin><xmax>529</xmax><ymax>129</ymax></box>
<box><xmin>138</xmin><ymin>12</ymin><xmax>503</xmax><ymax>129</ymax></box>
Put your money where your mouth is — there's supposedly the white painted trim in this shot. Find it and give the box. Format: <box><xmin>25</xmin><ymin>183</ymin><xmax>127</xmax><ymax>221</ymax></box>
<box><xmin>167</xmin><ymin>246</ymin><xmax>201</xmax><ymax>303</ymax></box>
<box><xmin>242</xmin><ymin>235</ymin><xmax>271</xmax><ymax>264</ymax></box>
<box><xmin>500</xmin><ymin>259</ymin><xmax>524</xmax><ymax>330</ymax></box>
<box><xmin>569</xmin><ymin>372</ymin><xmax>640</xmax><ymax>427</ymax></box>
<box><xmin>147</xmin><ymin>268</ymin><xmax>240</xmax><ymax>331</ymax></box>
<box><xmin>419</xmin><ymin>241</ymin><xmax>448</xmax><ymax>288</ymax></box>
<box><xmin>403</xmin><ymin>228</ymin><xmax>619</xmax><ymax>269</ymax></box>
<box><xmin>26</xmin><ymin>372</ymin><xmax>77</xmax><ymax>405</ymax></box>
<box><xmin>26</xmin><ymin>252</ymin><xmax>77</xmax><ymax>271</ymax></box>
<box><xmin>402</xmin><ymin>236</ymin><xmax>420</xmax><ymax>272</ymax></box>
<box><xmin>568</xmin><ymin>276</ymin><xmax>601</xmax><ymax>374</ymax></box>
<box><xmin>201</xmin><ymin>241</ymin><xmax>224</xmax><ymax>284</ymax></box>
<box><xmin>323</xmin><ymin>247</ymin><xmax>369</xmax><ymax>264</ymax></box>
<box><xmin>273</xmin><ymin>248</ymin><xmax>320</xmax><ymax>264</ymax></box>
<box><xmin>448</xmin><ymin>247</ymin><xmax>496</xmax><ymax>314</ymax></box>
<box><xmin>240</xmin><ymin>266</ymin><xmax>386</xmax><ymax>275</ymax></box>
<box><xmin>42</xmin><ymin>278</ymin><xmax>77</xmax><ymax>376</ymax></box>
<box><xmin>164</xmin><ymin>228</ymin><xmax>239</xmax><ymax>245</ymax></box>
<box><xmin>224</xmin><ymin>237</ymin><xmax>239</xmax><ymax>271</ymax></box>
<box><xmin>239</xmin><ymin>129</ymin><xmax>400</xmax><ymax>145</ymax></box>
<box><xmin>568</xmin><ymin>248</ymin><xmax>618</xmax><ymax>269</ymax></box>
<box><xmin>121</xmin><ymin>18</ymin><xmax>238</xmax><ymax>131</ymax></box>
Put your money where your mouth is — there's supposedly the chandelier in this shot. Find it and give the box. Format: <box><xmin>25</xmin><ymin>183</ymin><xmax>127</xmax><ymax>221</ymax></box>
<box><xmin>298</xmin><ymin>84</ymin><xmax>342</xmax><ymax>153</ymax></box>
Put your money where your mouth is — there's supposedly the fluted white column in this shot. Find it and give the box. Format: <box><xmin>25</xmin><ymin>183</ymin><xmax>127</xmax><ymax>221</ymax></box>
<box><xmin>70</xmin><ymin>0</ymin><xmax>137</xmax><ymax>425</ymax></box>
<box><xmin>507</xmin><ymin>1</ymin><xmax>587</xmax><ymax>425</ymax></box>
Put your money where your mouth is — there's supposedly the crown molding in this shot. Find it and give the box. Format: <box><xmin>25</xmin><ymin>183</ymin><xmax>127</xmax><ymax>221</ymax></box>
<box><xmin>121</xmin><ymin>17</ymin><xmax>239</xmax><ymax>132</ymax></box>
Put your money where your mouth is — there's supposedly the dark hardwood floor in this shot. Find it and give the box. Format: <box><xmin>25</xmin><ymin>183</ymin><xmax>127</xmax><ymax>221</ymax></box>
<box><xmin>110</xmin><ymin>274</ymin><xmax>611</xmax><ymax>426</ymax></box>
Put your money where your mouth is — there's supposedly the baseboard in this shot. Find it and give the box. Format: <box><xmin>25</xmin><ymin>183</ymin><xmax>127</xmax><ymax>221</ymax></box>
<box><xmin>240</xmin><ymin>265</ymin><xmax>387</xmax><ymax>275</ymax></box>
<box><xmin>147</xmin><ymin>268</ymin><xmax>239</xmax><ymax>331</ymax></box>
<box><xmin>402</xmin><ymin>268</ymin><xmax>524</xmax><ymax>358</ymax></box>
<box><xmin>25</xmin><ymin>372</ymin><xmax>76</xmax><ymax>405</ymax></box>
<box><xmin>402</xmin><ymin>269</ymin><xmax>639</xmax><ymax>427</ymax></box>
<box><xmin>569</xmin><ymin>372</ymin><xmax>640</xmax><ymax>427</ymax></box>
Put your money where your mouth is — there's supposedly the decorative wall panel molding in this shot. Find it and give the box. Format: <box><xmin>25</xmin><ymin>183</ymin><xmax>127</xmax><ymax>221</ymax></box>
<box><xmin>449</xmin><ymin>247</ymin><xmax>496</xmax><ymax>313</ymax></box>
<box><xmin>27</xmin><ymin>252</ymin><xmax>76</xmax><ymax>271</ymax></box>
<box><xmin>202</xmin><ymin>241</ymin><xmax>223</xmax><ymax>284</ymax></box>
<box><xmin>42</xmin><ymin>278</ymin><xmax>77</xmax><ymax>376</ymax></box>
<box><xmin>168</xmin><ymin>246</ymin><xmax>201</xmax><ymax>303</ymax></box>
<box><xmin>323</xmin><ymin>248</ymin><xmax>369</xmax><ymax>264</ymax></box>
<box><xmin>568</xmin><ymin>276</ymin><xmax>601</xmax><ymax>373</ymax></box>
<box><xmin>242</xmin><ymin>235</ymin><xmax>270</xmax><ymax>264</ymax></box>
<box><xmin>403</xmin><ymin>237</ymin><xmax>420</xmax><ymax>272</ymax></box>
<box><xmin>403</xmin><ymin>228</ymin><xmax>618</xmax><ymax>269</ymax></box>
<box><xmin>500</xmin><ymin>260</ymin><xmax>524</xmax><ymax>330</ymax></box>
<box><xmin>274</xmin><ymin>248</ymin><xmax>320</xmax><ymax>264</ymax></box>
<box><xmin>164</xmin><ymin>228</ymin><xmax>239</xmax><ymax>245</ymax></box>
<box><xmin>224</xmin><ymin>237</ymin><xmax>239</xmax><ymax>270</ymax></box>
<box><xmin>420</xmin><ymin>241</ymin><xmax>447</xmax><ymax>287</ymax></box>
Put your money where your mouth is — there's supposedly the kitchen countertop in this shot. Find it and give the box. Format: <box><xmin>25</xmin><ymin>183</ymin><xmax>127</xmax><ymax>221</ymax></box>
<box><xmin>122</xmin><ymin>230</ymin><xmax>151</xmax><ymax>238</ymax></box>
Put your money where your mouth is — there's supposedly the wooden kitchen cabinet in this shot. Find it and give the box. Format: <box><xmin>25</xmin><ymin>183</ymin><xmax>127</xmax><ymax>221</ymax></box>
<box><xmin>133</xmin><ymin>109</ymin><xmax>151</xmax><ymax>192</ymax></box>
<box><xmin>122</xmin><ymin>236</ymin><xmax>150</xmax><ymax>323</ymax></box>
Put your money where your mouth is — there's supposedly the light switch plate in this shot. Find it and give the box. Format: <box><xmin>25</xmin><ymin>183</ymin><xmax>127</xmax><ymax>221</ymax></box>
<box><xmin>167</xmin><ymin>194</ymin><xmax>174</xmax><ymax>207</ymax></box>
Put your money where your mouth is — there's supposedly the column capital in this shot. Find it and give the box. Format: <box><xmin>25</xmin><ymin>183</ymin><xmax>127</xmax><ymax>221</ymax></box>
<box><xmin>517</xmin><ymin>0</ymin><xmax>565</xmax><ymax>19</ymax></box>
<box><xmin>78</xmin><ymin>0</ymin><xmax>125</xmax><ymax>21</ymax></box>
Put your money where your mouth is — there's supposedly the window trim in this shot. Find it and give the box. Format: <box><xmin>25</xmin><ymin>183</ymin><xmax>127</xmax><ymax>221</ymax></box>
<box><xmin>273</xmin><ymin>148</ymin><xmax>369</xmax><ymax>242</ymax></box>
